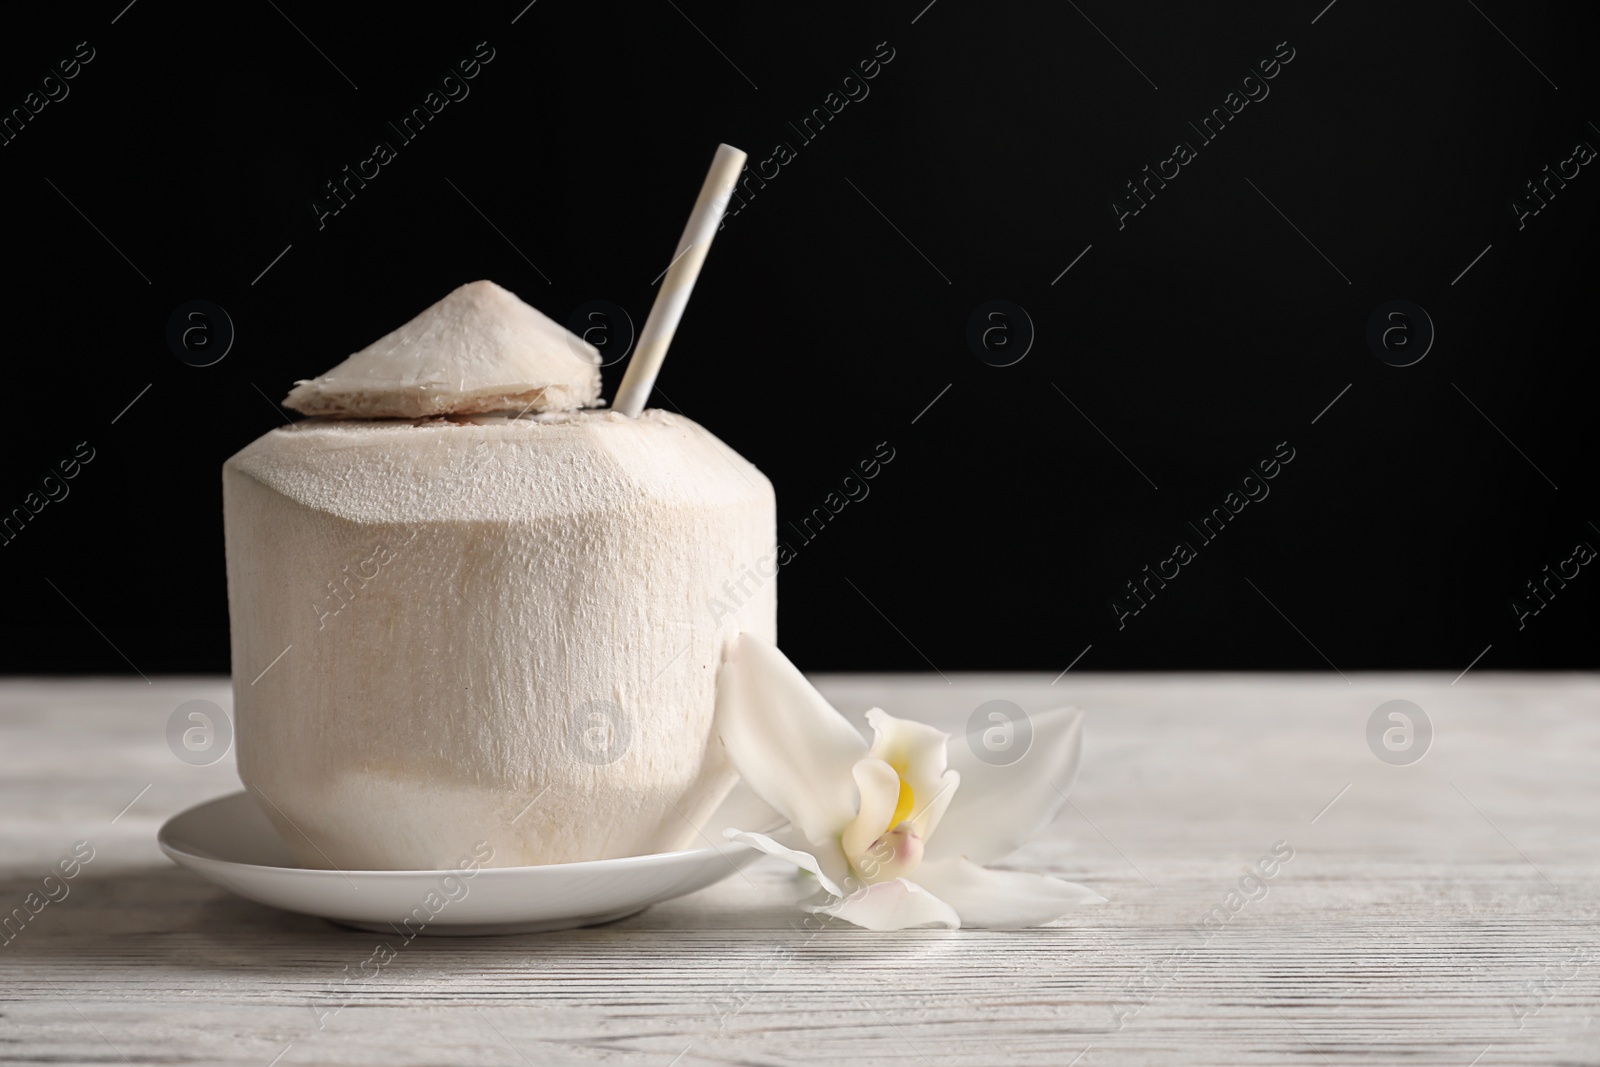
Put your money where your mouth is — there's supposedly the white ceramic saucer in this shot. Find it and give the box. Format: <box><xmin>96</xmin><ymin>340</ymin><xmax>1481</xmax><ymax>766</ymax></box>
<box><xmin>159</xmin><ymin>791</ymin><xmax>767</xmax><ymax>935</ymax></box>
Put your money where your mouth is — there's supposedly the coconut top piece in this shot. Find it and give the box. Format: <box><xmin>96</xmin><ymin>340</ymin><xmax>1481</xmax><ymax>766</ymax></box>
<box><xmin>282</xmin><ymin>280</ymin><xmax>602</xmax><ymax>418</ymax></box>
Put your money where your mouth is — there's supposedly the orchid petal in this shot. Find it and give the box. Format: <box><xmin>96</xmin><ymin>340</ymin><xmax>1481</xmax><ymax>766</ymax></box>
<box><xmin>808</xmin><ymin>878</ymin><xmax>961</xmax><ymax>931</ymax></box>
<box><xmin>725</xmin><ymin>829</ymin><xmax>849</xmax><ymax>898</ymax></box>
<box><xmin>927</xmin><ymin>707</ymin><xmax>1083</xmax><ymax>866</ymax></box>
<box><xmin>696</xmin><ymin>779</ymin><xmax>785</xmax><ymax>839</ymax></box>
<box><xmin>840</xmin><ymin>758</ymin><xmax>902</xmax><ymax>865</ymax></box>
<box><xmin>864</xmin><ymin>708</ymin><xmax>950</xmax><ymax>802</ymax></box>
<box><xmin>914</xmin><ymin>856</ymin><xmax>1104</xmax><ymax>929</ymax></box>
<box><xmin>863</xmin><ymin>708</ymin><xmax>961</xmax><ymax>840</ymax></box>
<box><xmin>910</xmin><ymin>769</ymin><xmax>959</xmax><ymax>842</ymax></box>
<box><xmin>715</xmin><ymin>634</ymin><xmax>868</xmax><ymax>847</ymax></box>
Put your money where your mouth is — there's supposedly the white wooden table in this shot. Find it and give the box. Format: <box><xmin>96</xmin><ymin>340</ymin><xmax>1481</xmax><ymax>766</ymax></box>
<box><xmin>2</xmin><ymin>675</ymin><xmax>1596</xmax><ymax>1066</ymax></box>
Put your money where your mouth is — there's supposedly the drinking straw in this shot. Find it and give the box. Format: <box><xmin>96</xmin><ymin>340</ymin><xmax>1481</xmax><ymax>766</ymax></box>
<box><xmin>612</xmin><ymin>143</ymin><xmax>747</xmax><ymax>417</ymax></box>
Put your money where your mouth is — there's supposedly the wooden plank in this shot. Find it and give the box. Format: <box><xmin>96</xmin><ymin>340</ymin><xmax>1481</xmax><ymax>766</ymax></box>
<box><xmin>1</xmin><ymin>674</ymin><xmax>1596</xmax><ymax>1065</ymax></box>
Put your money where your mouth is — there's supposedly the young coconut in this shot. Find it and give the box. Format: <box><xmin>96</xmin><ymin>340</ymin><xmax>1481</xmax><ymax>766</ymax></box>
<box><xmin>224</xmin><ymin>280</ymin><xmax>774</xmax><ymax>870</ymax></box>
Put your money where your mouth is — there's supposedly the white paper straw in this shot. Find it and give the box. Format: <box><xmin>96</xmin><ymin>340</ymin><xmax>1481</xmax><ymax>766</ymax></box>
<box><xmin>612</xmin><ymin>143</ymin><xmax>747</xmax><ymax>417</ymax></box>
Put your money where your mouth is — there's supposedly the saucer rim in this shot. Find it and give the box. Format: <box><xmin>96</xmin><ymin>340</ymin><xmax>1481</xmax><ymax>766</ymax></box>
<box><xmin>158</xmin><ymin>790</ymin><xmax>767</xmax><ymax>878</ymax></box>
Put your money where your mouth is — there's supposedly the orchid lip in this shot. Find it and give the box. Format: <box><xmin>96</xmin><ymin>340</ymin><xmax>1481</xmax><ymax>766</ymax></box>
<box><xmin>851</xmin><ymin>821</ymin><xmax>925</xmax><ymax>884</ymax></box>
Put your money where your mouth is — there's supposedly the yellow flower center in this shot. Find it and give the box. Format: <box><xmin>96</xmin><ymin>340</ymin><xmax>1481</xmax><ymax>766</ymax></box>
<box><xmin>890</xmin><ymin>775</ymin><xmax>915</xmax><ymax>829</ymax></box>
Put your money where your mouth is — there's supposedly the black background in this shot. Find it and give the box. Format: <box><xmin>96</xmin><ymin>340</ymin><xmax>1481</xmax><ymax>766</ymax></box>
<box><xmin>2</xmin><ymin>0</ymin><xmax>1596</xmax><ymax>675</ymax></box>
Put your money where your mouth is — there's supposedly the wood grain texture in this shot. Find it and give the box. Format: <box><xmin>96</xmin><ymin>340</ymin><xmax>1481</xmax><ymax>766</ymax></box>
<box><xmin>1</xmin><ymin>674</ymin><xmax>1597</xmax><ymax>1066</ymax></box>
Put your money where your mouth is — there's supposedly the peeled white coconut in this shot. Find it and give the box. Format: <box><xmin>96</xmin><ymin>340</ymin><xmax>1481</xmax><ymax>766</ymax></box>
<box><xmin>283</xmin><ymin>280</ymin><xmax>603</xmax><ymax>418</ymax></box>
<box><xmin>224</xmin><ymin>282</ymin><xmax>775</xmax><ymax>870</ymax></box>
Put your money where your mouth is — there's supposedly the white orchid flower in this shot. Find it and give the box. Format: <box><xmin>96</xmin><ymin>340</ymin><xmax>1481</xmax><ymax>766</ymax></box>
<box><xmin>714</xmin><ymin>633</ymin><xmax>1104</xmax><ymax>931</ymax></box>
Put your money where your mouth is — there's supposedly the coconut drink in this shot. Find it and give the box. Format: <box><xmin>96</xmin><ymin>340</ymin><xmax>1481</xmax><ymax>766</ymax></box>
<box><xmin>223</xmin><ymin>147</ymin><xmax>769</xmax><ymax>870</ymax></box>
